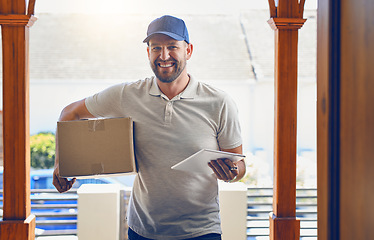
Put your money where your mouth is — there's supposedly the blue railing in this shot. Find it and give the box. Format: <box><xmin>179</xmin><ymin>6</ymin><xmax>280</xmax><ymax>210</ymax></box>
<box><xmin>246</xmin><ymin>187</ymin><xmax>317</xmax><ymax>239</ymax></box>
<box><xmin>1</xmin><ymin>187</ymin><xmax>317</xmax><ymax>239</ymax></box>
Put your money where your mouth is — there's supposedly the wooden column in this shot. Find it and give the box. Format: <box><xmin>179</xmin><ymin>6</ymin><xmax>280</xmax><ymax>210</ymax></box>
<box><xmin>267</xmin><ymin>0</ymin><xmax>306</xmax><ymax>239</ymax></box>
<box><xmin>0</xmin><ymin>1</ymin><xmax>37</xmax><ymax>239</ymax></box>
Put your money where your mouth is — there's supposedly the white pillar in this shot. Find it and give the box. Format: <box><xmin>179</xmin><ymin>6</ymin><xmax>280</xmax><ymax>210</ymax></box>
<box><xmin>77</xmin><ymin>184</ymin><xmax>124</xmax><ymax>240</ymax></box>
<box><xmin>219</xmin><ymin>182</ymin><xmax>247</xmax><ymax>240</ymax></box>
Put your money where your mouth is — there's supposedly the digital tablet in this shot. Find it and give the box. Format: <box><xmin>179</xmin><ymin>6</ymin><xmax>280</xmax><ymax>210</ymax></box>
<box><xmin>171</xmin><ymin>149</ymin><xmax>245</xmax><ymax>175</ymax></box>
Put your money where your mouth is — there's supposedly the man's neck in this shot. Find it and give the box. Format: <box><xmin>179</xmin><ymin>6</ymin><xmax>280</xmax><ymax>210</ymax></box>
<box><xmin>157</xmin><ymin>73</ymin><xmax>190</xmax><ymax>100</ymax></box>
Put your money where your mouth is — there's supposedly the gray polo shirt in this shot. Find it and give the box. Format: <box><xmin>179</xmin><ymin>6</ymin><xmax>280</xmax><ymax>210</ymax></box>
<box><xmin>85</xmin><ymin>76</ymin><xmax>242</xmax><ymax>239</ymax></box>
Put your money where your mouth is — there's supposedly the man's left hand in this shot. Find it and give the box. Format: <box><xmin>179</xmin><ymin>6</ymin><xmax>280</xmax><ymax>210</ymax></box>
<box><xmin>208</xmin><ymin>158</ymin><xmax>239</xmax><ymax>182</ymax></box>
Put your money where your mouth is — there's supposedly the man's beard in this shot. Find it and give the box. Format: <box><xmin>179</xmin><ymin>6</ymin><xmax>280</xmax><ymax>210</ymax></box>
<box><xmin>151</xmin><ymin>59</ymin><xmax>186</xmax><ymax>83</ymax></box>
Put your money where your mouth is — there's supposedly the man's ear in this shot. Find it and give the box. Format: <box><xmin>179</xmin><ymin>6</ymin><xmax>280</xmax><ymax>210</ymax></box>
<box><xmin>147</xmin><ymin>46</ymin><xmax>151</xmax><ymax>59</ymax></box>
<box><xmin>186</xmin><ymin>43</ymin><xmax>193</xmax><ymax>60</ymax></box>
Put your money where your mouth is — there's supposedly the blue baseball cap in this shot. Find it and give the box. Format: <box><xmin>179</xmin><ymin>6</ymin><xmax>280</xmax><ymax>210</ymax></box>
<box><xmin>143</xmin><ymin>15</ymin><xmax>190</xmax><ymax>44</ymax></box>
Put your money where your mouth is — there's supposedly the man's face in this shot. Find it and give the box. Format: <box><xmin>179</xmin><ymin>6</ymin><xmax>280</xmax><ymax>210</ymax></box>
<box><xmin>147</xmin><ymin>34</ymin><xmax>192</xmax><ymax>83</ymax></box>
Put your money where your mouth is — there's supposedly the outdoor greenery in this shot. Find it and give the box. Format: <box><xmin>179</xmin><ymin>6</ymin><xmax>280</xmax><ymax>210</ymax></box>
<box><xmin>30</xmin><ymin>132</ymin><xmax>56</xmax><ymax>169</ymax></box>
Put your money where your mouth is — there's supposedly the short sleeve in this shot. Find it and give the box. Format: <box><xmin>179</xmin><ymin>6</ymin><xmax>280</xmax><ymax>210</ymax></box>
<box><xmin>216</xmin><ymin>95</ymin><xmax>242</xmax><ymax>150</ymax></box>
<box><xmin>85</xmin><ymin>83</ymin><xmax>126</xmax><ymax>118</ymax></box>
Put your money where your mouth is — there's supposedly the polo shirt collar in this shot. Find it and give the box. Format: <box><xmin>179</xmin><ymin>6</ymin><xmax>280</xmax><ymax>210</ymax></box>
<box><xmin>180</xmin><ymin>75</ymin><xmax>197</xmax><ymax>99</ymax></box>
<box><xmin>149</xmin><ymin>76</ymin><xmax>161</xmax><ymax>96</ymax></box>
<box><xmin>149</xmin><ymin>74</ymin><xmax>197</xmax><ymax>99</ymax></box>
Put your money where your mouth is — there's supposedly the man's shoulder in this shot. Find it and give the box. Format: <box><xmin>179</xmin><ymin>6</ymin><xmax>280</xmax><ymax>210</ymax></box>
<box><xmin>126</xmin><ymin>77</ymin><xmax>154</xmax><ymax>86</ymax></box>
<box><xmin>196</xmin><ymin>81</ymin><xmax>230</xmax><ymax>99</ymax></box>
<box><xmin>193</xmin><ymin>81</ymin><xmax>238</xmax><ymax>108</ymax></box>
<box><xmin>121</xmin><ymin>77</ymin><xmax>154</xmax><ymax>90</ymax></box>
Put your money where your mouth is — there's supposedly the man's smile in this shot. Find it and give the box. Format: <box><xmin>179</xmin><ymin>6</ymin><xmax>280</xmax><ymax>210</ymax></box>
<box><xmin>158</xmin><ymin>62</ymin><xmax>175</xmax><ymax>68</ymax></box>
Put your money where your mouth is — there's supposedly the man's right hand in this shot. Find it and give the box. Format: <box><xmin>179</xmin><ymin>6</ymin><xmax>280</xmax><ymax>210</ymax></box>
<box><xmin>53</xmin><ymin>167</ymin><xmax>76</xmax><ymax>193</ymax></box>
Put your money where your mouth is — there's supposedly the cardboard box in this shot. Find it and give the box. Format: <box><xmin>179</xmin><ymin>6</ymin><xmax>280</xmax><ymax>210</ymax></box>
<box><xmin>57</xmin><ymin>117</ymin><xmax>137</xmax><ymax>178</ymax></box>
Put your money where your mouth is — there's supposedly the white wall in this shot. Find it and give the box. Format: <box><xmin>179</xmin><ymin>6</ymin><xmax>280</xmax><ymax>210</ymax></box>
<box><xmin>35</xmin><ymin>0</ymin><xmax>317</xmax><ymax>15</ymax></box>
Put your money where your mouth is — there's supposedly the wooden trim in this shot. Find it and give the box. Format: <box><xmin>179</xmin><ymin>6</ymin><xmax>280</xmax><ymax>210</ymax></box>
<box><xmin>277</xmin><ymin>0</ymin><xmax>300</xmax><ymax>17</ymax></box>
<box><xmin>0</xmin><ymin>15</ymin><xmax>37</xmax><ymax>27</ymax></box>
<box><xmin>268</xmin><ymin>0</ymin><xmax>277</xmax><ymax>18</ymax></box>
<box><xmin>340</xmin><ymin>0</ymin><xmax>374</xmax><ymax>239</ymax></box>
<box><xmin>268</xmin><ymin>4</ymin><xmax>306</xmax><ymax>238</ymax></box>
<box><xmin>1</xmin><ymin>24</ymin><xmax>31</xmax><ymax>220</ymax></box>
<box><xmin>316</xmin><ymin>0</ymin><xmax>331</xmax><ymax>239</ymax></box>
<box><xmin>328</xmin><ymin>0</ymin><xmax>341</xmax><ymax>239</ymax></box>
<box><xmin>0</xmin><ymin>2</ymin><xmax>36</xmax><ymax>240</ymax></box>
<box><xmin>0</xmin><ymin>0</ymin><xmax>26</xmax><ymax>14</ymax></box>
<box><xmin>272</xmin><ymin>28</ymin><xmax>299</xmax><ymax>218</ymax></box>
<box><xmin>0</xmin><ymin>215</ymin><xmax>36</xmax><ymax>240</ymax></box>
<box><xmin>299</xmin><ymin>0</ymin><xmax>306</xmax><ymax>18</ymax></box>
<box><xmin>269</xmin><ymin>213</ymin><xmax>300</xmax><ymax>239</ymax></box>
<box><xmin>268</xmin><ymin>18</ymin><xmax>306</xmax><ymax>30</ymax></box>
<box><xmin>317</xmin><ymin>0</ymin><xmax>342</xmax><ymax>239</ymax></box>
<box><xmin>27</xmin><ymin>0</ymin><xmax>37</xmax><ymax>16</ymax></box>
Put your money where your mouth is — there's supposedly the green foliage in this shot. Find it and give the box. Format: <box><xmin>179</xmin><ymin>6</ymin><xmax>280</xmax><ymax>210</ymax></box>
<box><xmin>30</xmin><ymin>132</ymin><xmax>56</xmax><ymax>169</ymax></box>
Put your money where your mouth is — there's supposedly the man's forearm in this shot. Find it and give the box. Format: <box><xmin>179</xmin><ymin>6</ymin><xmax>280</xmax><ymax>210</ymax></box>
<box><xmin>58</xmin><ymin>99</ymin><xmax>94</xmax><ymax>121</ymax></box>
<box><xmin>54</xmin><ymin>99</ymin><xmax>94</xmax><ymax>168</ymax></box>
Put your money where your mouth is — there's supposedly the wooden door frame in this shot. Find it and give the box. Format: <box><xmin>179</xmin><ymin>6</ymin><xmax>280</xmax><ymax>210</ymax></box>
<box><xmin>317</xmin><ymin>0</ymin><xmax>341</xmax><ymax>239</ymax></box>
